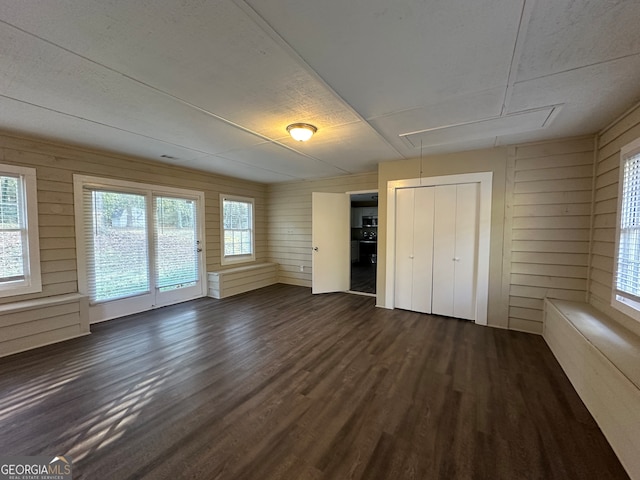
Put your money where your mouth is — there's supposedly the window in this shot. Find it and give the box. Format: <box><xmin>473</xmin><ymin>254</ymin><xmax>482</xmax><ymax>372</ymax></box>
<box><xmin>613</xmin><ymin>138</ymin><xmax>640</xmax><ymax>322</ymax></box>
<box><xmin>221</xmin><ymin>194</ymin><xmax>254</xmax><ymax>265</ymax></box>
<box><xmin>0</xmin><ymin>164</ymin><xmax>41</xmax><ymax>297</ymax></box>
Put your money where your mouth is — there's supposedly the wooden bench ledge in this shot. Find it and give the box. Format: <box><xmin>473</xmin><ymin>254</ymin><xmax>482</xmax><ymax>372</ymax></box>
<box><xmin>545</xmin><ymin>299</ymin><xmax>640</xmax><ymax>390</ymax></box>
<box><xmin>208</xmin><ymin>262</ymin><xmax>277</xmax><ymax>276</ymax></box>
<box><xmin>208</xmin><ymin>263</ymin><xmax>278</xmax><ymax>299</ymax></box>
<box><xmin>544</xmin><ymin>298</ymin><xmax>640</xmax><ymax>479</ymax></box>
<box><xmin>0</xmin><ymin>293</ymin><xmax>86</xmax><ymax>314</ymax></box>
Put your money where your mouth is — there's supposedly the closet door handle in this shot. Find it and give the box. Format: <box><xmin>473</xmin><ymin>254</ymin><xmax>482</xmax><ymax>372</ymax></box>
<box><xmin>453</xmin><ymin>257</ymin><xmax>460</xmax><ymax>262</ymax></box>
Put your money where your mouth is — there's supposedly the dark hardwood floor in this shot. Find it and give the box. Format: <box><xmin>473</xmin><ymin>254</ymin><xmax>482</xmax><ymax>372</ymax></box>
<box><xmin>350</xmin><ymin>262</ymin><xmax>376</xmax><ymax>294</ymax></box>
<box><xmin>0</xmin><ymin>284</ymin><xmax>629</xmax><ymax>479</ymax></box>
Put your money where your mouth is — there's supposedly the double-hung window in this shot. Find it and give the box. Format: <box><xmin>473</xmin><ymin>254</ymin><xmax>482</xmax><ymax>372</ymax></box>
<box><xmin>613</xmin><ymin>138</ymin><xmax>640</xmax><ymax>322</ymax></box>
<box><xmin>0</xmin><ymin>164</ymin><xmax>41</xmax><ymax>297</ymax></box>
<box><xmin>220</xmin><ymin>194</ymin><xmax>255</xmax><ymax>265</ymax></box>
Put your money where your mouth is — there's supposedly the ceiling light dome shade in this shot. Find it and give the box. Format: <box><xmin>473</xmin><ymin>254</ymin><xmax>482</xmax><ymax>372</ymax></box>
<box><xmin>287</xmin><ymin>123</ymin><xmax>317</xmax><ymax>142</ymax></box>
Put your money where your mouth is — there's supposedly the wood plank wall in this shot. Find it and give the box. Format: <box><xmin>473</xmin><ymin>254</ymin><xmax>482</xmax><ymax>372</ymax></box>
<box><xmin>266</xmin><ymin>173</ymin><xmax>377</xmax><ymax>286</ymax></box>
<box><xmin>0</xmin><ymin>294</ymin><xmax>88</xmax><ymax>357</ymax></box>
<box><xmin>0</xmin><ymin>133</ymin><xmax>267</xmax><ymax>307</ymax></box>
<box><xmin>506</xmin><ymin>136</ymin><xmax>595</xmax><ymax>334</ymax></box>
<box><xmin>589</xmin><ymin>103</ymin><xmax>640</xmax><ymax>337</ymax></box>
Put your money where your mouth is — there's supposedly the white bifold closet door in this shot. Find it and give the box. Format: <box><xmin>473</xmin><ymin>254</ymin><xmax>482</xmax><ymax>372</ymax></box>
<box><xmin>394</xmin><ymin>182</ymin><xmax>478</xmax><ymax>320</ymax></box>
<box><xmin>432</xmin><ymin>183</ymin><xmax>478</xmax><ymax>320</ymax></box>
<box><xmin>394</xmin><ymin>187</ymin><xmax>435</xmax><ymax>313</ymax></box>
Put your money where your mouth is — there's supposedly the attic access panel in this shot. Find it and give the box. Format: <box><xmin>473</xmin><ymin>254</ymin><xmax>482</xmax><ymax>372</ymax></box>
<box><xmin>400</xmin><ymin>105</ymin><xmax>561</xmax><ymax>149</ymax></box>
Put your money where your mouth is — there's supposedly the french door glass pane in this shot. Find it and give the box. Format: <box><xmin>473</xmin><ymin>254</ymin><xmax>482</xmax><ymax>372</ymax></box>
<box><xmin>154</xmin><ymin>196</ymin><xmax>198</xmax><ymax>292</ymax></box>
<box><xmin>85</xmin><ymin>189</ymin><xmax>149</xmax><ymax>303</ymax></box>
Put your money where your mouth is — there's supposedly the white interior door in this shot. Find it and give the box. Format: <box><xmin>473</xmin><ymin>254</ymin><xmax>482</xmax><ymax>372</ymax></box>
<box><xmin>395</xmin><ymin>187</ymin><xmax>435</xmax><ymax>313</ymax></box>
<box><xmin>312</xmin><ymin>192</ymin><xmax>350</xmax><ymax>294</ymax></box>
<box><xmin>412</xmin><ymin>187</ymin><xmax>435</xmax><ymax>313</ymax></box>
<box><xmin>432</xmin><ymin>183</ymin><xmax>478</xmax><ymax>320</ymax></box>
<box><xmin>385</xmin><ymin>172</ymin><xmax>492</xmax><ymax>325</ymax></box>
<box><xmin>394</xmin><ymin>188</ymin><xmax>415</xmax><ymax>310</ymax></box>
<box><xmin>453</xmin><ymin>183</ymin><xmax>478</xmax><ymax>320</ymax></box>
<box><xmin>432</xmin><ymin>185</ymin><xmax>457</xmax><ymax>316</ymax></box>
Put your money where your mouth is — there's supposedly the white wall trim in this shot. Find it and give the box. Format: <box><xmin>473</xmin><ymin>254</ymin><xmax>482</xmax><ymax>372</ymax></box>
<box><xmin>346</xmin><ymin>189</ymin><xmax>379</xmax><ymax>195</ymax></box>
<box><xmin>385</xmin><ymin>172</ymin><xmax>493</xmax><ymax>325</ymax></box>
<box><xmin>611</xmin><ymin>137</ymin><xmax>640</xmax><ymax>324</ymax></box>
<box><xmin>219</xmin><ymin>193</ymin><xmax>256</xmax><ymax>266</ymax></box>
<box><xmin>0</xmin><ymin>163</ymin><xmax>42</xmax><ymax>298</ymax></box>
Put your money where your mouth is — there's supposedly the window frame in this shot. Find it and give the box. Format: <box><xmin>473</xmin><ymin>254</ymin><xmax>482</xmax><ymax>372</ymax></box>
<box><xmin>0</xmin><ymin>164</ymin><xmax>42</xmax><ymax>298</ymax></box>
<box><xmin>220</xmin><ymin>194</ymin><xmax>255</xmax><ymax>266</ymax></box>
<box><xmin>612</xmin><ymin>137</ymin><xmax>640</xmax><ymax>323</ymax></box>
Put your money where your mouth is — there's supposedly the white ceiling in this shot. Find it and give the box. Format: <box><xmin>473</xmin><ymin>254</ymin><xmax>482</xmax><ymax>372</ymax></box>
<box><xmin>1</xmin><ymin>0</ymin><xmax>639</xmax><ymax>183</ymax></box>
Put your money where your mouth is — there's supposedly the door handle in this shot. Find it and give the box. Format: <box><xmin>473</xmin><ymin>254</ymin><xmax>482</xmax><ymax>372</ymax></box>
<box><xmin>313</xmin><ymin>246</ymin><xmax>319</xmax><ymax>251</ymax></box>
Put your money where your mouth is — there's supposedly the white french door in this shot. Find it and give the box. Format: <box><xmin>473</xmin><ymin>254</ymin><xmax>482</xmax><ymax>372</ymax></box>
<box><xmin>153</xmin><ymin>195</ymin><xmax>202</xmax><ymax>305</ymax></box>
<box><xmin>74</xmin><ymin>176</ymin><xmax>206</xmax><ymax>323</ymax></box>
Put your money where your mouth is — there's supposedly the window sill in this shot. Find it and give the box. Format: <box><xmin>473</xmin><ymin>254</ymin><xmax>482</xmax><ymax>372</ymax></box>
<box><xmin>221</xmin><ymin>255</ymin><xmax>256</xmax><ymax>266</ymax></box>
<box><xmin>612</xmin><ymin>294</ymin><xmax>640</xmax><ymax>325</ymax></box>
<box><xmin>0</xmin><ymin>282</ymin><xmax>42</xmax><ymax>299</ymax></box>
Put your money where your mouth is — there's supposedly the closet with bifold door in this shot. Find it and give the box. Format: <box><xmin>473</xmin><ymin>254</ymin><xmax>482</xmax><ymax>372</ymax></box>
<box><xmin>394</xmin><ymin>182</ymin><xmax>479</xmax><ymax>320</ymax></box>
<box><xmin>394</xmin><ymin>187</ymin><xmax>435</xmax><ymax>313</ymax></box>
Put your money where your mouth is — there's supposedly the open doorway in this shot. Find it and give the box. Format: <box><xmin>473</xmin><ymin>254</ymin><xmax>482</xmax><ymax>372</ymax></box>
<box><xmin>350</xmin><ymin>192</ymin><xmax>378</xmax><ymax>294</ymax></box>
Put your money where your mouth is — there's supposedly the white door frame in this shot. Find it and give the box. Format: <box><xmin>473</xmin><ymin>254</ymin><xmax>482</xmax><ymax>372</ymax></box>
<box><xmin>73</xmin><ymin>175</ymin><xmax>207</xmax><ymax>323</ymax></box>
<box><xmin>385</xmin><ymin>172</ymin><xmax>492</xmax><ymax>325</ymax></box>
<box><xmin>347</xmin><ymin>189</ymin><xmax>379</xmax><ymax>296</ymax></box>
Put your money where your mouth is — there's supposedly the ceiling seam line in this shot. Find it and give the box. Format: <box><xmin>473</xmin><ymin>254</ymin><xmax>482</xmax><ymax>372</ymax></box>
<box><xmin>0</xmin><ymin>93</ymin><xmax>214</xmax><ymax>154</ymax></box>
<box><xmin>500</xmin><ymin>0</ymin><xmax>537</xmax><ymax>116</ymax></box>
<box><xmin>364</xmin><ymin>86</ymin><xmax>507</xmax><ymax>122</ymax></box>
<box><xmin>231</xmin><ymin>0</ymin><xmax>407</xmax><ymax>159</ymax></box>
<box><xmin>0</xmin><ymin>93</ymin><xmax>301</xmax><ymax>180</ymax></box>
<box><xmin>398</xmin><ymin>105</ymin><xmax>559</xmax><ymax>137</ymax></box>
<box><xmin>0</xmin><ymin>18</ymin><xmax>340</xmax><ymax>170</ymax></box>
<box><xmin>514</xmin><ymin>51</ymin><xmax>640</xmax><ymax>85</ymax></box>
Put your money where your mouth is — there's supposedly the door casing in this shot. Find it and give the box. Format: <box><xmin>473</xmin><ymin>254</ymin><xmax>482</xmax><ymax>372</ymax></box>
<box><xmin>73</xmin><ymin>175</ymin><xmax>207</xmax><ymax>323</ymax></box>
<box><xmin>385</xmin><ymin>172</ymin><xmax>492</xmax><ymax>325</ymax></box>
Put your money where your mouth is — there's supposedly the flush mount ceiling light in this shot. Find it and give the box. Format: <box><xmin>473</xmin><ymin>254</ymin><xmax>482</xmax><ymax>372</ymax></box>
<box><xmin>286</xmin><ymin>123</ymin><xmax>317</xmax><ymax>142</ymax></box>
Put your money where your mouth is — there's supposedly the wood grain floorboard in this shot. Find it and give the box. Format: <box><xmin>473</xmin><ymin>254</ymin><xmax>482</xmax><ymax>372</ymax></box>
<box><xmin>0</xmin><ymin>284</ymin><xmax>630</xmax><ymax>479</ymax></box>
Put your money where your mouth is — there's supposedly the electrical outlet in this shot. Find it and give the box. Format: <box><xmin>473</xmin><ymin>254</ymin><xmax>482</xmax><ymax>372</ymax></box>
<box><xmin>299</xmin><ymin>265</ymin><xmax>304</xmax><ymax>272</ymax></box>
